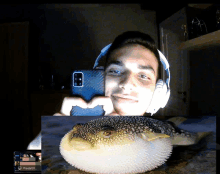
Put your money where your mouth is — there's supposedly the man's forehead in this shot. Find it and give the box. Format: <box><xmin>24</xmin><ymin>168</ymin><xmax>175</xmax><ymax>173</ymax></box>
<box><xmin>108</xmin><ymin>45</ymin><xmax>158</xmax><ymax>64</ymax></box>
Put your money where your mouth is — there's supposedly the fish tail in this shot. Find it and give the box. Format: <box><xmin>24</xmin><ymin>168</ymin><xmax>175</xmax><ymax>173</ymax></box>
<box><xmin>195</xmin><ymin>131</ymin><xmax>213</xmax><ymax>144</ymax></box>
<box><xmin>166</xmin><ymin>117</ymin><xmax>187</xmax><ymax>127</ymax></box>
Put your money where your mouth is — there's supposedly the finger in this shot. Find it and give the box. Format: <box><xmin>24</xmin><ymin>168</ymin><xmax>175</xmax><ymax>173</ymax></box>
<box><xmin>88</xmin><ymin>96</ymin><xmax>115</xmax><ymax>115</ymax></box>
<box><xmin>61</xmin><ymin>97</ymin><xmax>88</xmax><ymax>115</ymax></box>
<box><xmin>103</xmin><ymin>100</ymin><xmax>114</xmax><ymax>115</ymax></box>
<box><xmin>71</xmin><ymin>98</ymin><xmax>88</xmax><ymax>108</ymax></box>
<box><xmin>104</xmin><ymin>111</ymin><xmax>119</xmax><ymax>116</ymax></box>
<box><xmin>103</xmin><ymin>106</ymin><xmax>114</xmax><ymax>115</ymax></box>
<box><xmin>87</xmin><ymin>96</ymin><xmax>109</xmax><ymax>108</ymax></box>
<box><xmin>53</xmin><ymin>113</ymin><xmax>66</xmax><ymax>116</ymax></box>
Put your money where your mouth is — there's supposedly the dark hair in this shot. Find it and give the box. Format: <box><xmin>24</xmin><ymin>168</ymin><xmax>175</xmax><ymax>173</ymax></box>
<box><xmin>105</xmin><ymin>31</ymin><xmax>161</xmax><ymax>80</ymax></box>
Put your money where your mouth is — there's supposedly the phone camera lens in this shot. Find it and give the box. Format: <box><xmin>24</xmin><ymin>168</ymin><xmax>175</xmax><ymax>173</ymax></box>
<box><xmin>73</xmin><ymin>72</ymin><xmax>83</xmax><ymax>86</ymax></box>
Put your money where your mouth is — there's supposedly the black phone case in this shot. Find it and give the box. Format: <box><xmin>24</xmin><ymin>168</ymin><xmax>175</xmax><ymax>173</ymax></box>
<box><xmin>70</xmin><ymin>69</ymin><xmax>105</xmax><ymax>116</ymax></box>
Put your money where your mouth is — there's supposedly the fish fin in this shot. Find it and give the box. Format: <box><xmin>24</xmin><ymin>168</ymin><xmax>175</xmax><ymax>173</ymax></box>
<box><xmin>171</xmin><ymin>131</ymin><xmax>213</xmax><ymax>145</ymax></box>
<box><xmin>166</xmin><ymin>117</ymin><xmax>187</xmax><ymax>127</ymax></box>
<box><xmin>138</xmin><ymin>132</ymin><xmax>170</xmax><ymax>142</ymax></box>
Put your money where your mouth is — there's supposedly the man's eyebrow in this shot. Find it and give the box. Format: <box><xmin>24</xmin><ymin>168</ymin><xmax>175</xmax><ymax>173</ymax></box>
<box><xmin>138</xmin><ymin>65</ymin><xmax>155</xmax><ymax>75</ymax></box>
<box><xmin>107</xmin><ymin>60</ymin><xmax>123</xmax><ymax>66</ymax></box>
<box><xmin>106</xmin><ymin>61</ymin><xmax>156</xmax><ymax>75</ymax></box>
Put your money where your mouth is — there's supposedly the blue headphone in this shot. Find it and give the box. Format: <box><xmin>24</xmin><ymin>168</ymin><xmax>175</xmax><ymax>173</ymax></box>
<box><xmin>93</xmin><ymin>43</ymin><xmax>170</xmax><ymax>115</ymax></box>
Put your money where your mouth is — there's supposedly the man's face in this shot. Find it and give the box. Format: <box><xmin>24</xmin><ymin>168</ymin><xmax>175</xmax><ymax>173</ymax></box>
<box><xmin>105</xmin><ymin>44</ymin><xmax>158</xmax><ymax>116</ymax></box>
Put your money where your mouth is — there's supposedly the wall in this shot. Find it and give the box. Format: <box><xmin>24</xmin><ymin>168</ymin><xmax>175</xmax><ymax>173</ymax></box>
<box><xmin>189</xmin><ymin>45</ymin><xmax>220</xmax><ymax>116</ymax></box>
<box><xmin>0</xmin><ymin>4</ymin><xmax>158</xmax><ymax>91</ymax></box>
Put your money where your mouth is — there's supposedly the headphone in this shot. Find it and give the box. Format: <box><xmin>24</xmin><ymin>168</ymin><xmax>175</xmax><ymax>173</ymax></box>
<box><xmin>93</xmin><ymin>43</ymin><xmax>170</xmax><ymax>116</ymax></box>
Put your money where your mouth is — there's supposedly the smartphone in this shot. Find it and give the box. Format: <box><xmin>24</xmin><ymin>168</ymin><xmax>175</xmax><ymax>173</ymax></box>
<box><xmin>70</xmin><ymin>69</ymin><xmax>105</xmax><ymax>116</ymax></box>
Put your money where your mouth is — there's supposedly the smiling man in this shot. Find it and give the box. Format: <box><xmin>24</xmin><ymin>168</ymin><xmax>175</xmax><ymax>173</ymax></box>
<box><xmin>55</xmin><ymin>31</ymin><xmax>162</xmax><ymax>116</ymax></box>
<box><xmin>105</xmin><ymin>44</ymin><xmax>159</xmax><ymax>115</ymax></box>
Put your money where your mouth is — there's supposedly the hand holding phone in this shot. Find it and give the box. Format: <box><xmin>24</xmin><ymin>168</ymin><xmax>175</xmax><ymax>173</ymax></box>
<box><xmin>59</xmin><ymin>96</ymin><xmax>116</xmax><ymax>116</ymax></box>
<box><xmin>70</xmin><ymin>69</ymin><xmax>105</xmax><ymax>116</ymax></box>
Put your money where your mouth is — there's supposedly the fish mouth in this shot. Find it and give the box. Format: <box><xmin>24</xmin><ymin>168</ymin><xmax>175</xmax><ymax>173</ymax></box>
<box><xmin>112</xmin><ymin>94</ymin><xmax>138</xmax><ymax>103</ymax></box>
<box><xmin>70</xmin><ymin>137</ymin><xmax>93</xmax><ymax>151</ymax></box>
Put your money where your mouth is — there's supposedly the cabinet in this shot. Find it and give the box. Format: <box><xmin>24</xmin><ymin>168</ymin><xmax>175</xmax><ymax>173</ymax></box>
<box><xmin>159</xmin><ymin>6</ymin><xmax>219</xmax><ymax>116</ymax></box>
<box><xmin>179</xmin><ymin>30</ymin><xmax>220</xmax><ymax>50</ymax></box>
<box><xmin>159</xmin><ymin>7</ymin><xmax>190</xmax><ymax>116</ymax></box>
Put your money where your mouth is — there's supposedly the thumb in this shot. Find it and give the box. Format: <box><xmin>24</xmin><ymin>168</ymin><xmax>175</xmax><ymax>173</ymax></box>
<box><xmin>103</xmin><ymin>101</ymin><xmax>114</xmax><ymax>116</ymax></box>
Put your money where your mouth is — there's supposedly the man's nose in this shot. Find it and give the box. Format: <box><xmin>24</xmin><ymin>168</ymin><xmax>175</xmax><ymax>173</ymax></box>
<box><xmin>119</xmin><ymin>73</ymin><xmax>136</xmax><ymax>91</ymax></box>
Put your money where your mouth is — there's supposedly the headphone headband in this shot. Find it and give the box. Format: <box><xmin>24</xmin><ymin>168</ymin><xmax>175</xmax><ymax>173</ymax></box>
<box><xmin>93</xmin><ymin>43</ymin><xmax>170</xmax><ymax>89</ymax></box>
<box><xmin>93</xmin><ymin>43</ymin><xmax>112</xmax><ymax>70</ymax></box>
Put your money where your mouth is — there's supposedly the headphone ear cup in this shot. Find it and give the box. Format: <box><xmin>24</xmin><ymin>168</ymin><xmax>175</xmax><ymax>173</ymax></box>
<box><xmin>160</xmin><ymin>80</ymin><xmax>168</xmax><ymax>108</ymax></box>
<box><xmin>146</xmin><ymin>79</ymin><xmax>167</xmax><ymax>115</ymax></box>
<box><xmin>161</xmin><ymin>88</ymin><xmax>170</xmax><ymax>108</ymax></box>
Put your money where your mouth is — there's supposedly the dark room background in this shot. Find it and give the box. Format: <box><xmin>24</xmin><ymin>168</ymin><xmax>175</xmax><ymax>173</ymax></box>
<box><xmin>1</xmin><ymin>4</ymin><xmax>159</xmax><ymax>150</ymax></box>
<box><xmin>1</xmin><ymin>4</ymin><xmax>219</xmax><ymax>151</ymax></box>
<box><xmin>1</xmin><ymin>4</ymin><xmax>158</xmax><ymax>92</ymax></box>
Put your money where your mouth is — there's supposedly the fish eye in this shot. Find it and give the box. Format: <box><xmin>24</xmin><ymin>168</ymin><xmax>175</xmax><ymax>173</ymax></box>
<box><xmin>102</xmin><ymin>130</ymin><xmax>113</xmax><ymax>138</ymax></box>
<box><xmin>104</xmin><ymin>130</ymin><xmax>112</xmax><ymax>136</ymax></box>
<box><xmin>101</xmin><ymin>125</ymin><xmax>115</xmax><ymax>138</ymax></box>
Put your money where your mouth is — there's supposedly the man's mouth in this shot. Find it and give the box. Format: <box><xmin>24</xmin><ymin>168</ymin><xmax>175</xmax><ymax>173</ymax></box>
<box><xmin>112</xmin><ymin>94</ymin><xmax>138</xmax><ymax>103</ymax></box>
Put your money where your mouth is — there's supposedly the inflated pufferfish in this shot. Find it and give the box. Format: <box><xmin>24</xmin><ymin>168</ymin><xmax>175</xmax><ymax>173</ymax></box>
<box><xmin>59</xmin><ymin>116</ymin><xmax>209</xmax><ymax>174</ymax></box>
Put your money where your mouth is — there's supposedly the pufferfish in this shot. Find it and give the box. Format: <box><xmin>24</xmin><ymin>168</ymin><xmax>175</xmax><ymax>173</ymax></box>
<box><xmin>59</xmin><ymin>116</ymin><xmax>210</xmax><ymax>174</ymax></box>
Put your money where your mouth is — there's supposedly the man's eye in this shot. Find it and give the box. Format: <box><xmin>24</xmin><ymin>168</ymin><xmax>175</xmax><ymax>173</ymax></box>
<box><xmin>108</xmin><ymin>69</ymin><xmax>121</xmax><ymax>75</ymax></box>
<box><xmin>139</xmin><ymin>74</ymin><xmax>150</xmax><ymax>80</ymax></box>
